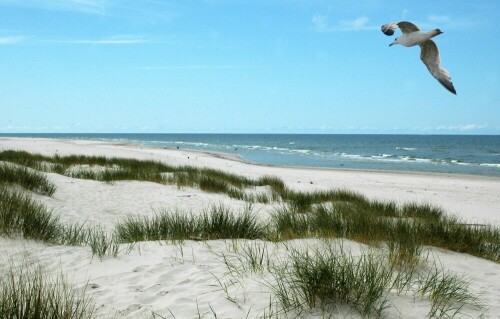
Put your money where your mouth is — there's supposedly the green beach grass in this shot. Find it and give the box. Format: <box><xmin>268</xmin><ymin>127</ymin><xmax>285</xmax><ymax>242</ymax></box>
<box><xmin>115</xmin><ymin>204</ymin><xmax>264</xmax><ymax>243</ymax></box>
<box><xmin>0</xmin><ymin>162</ymin><xmax>56</xmax><ymax>196</ymax></box>
<box><xmin>0</xmin><ymin>186</ymin><xmax>119</xmax><ymax>259</ymax></box>
<box><xmin>1</xmin><ymin>150</ymin><xmax>499</xmax><ymax>262</ymax></box>
<box><xmin>0</xmin><ymin>187</ymin><xmax>61</xmax><ymax>242</ymax></box>
<box><xmin>267</xmin><ymin>243</ymin><xmax>483</xmax><ymax>318</ymax></box>
<box><xmin>0</xmin><ymin>260</ymin><xmax>95</xmax><ymax>319</ymax></box>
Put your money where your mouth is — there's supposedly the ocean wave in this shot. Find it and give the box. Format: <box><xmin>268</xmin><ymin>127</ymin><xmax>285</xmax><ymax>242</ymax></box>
<box><xmin>400</xmin><ymin>156</ymin><xmax>433</xmax><ymax>163</ymax></box>
<box><xmin>233</xmin><ymin>145</ymin><xmax>262</xmax><ymax>150</ymax></box>
<box><xmin>339</xmin><ymin>152</ymin><xmax>364</xmax><ymax>159</ymax></box>
<box><xmin>450</xmin><ymin>160</ymin><xmax>472</xmax><ymax>166</ymax></box>
<box><xmin>173</xmin><ymin>141</ymin><xmax>211</xmax><ymax>147</ymax></box>
<box><xmin>337</xmin><ymin>153</ymin><xmax>429</xmax><ymax>163</ymax></box>
<box><xmin>144</xmin><ymin>140</ymin><xmax>500</xmax><ymax>170</ymax></box>
<box><xmin>149</xmin><ymin>140</ymin><xmax>214</xmax><ymax>147</ymax></box>
<box><xmin>232</xmin><ymin>144</ymin><xmax>312</xmax><ymax>155</ymax></box>
<box><xmin>335</xmin><ymin>152</ymin><xmax>500</xmax><ymax>168</ymax></box>
<box><xmin>479</xmin><ymin>163</ymin><xmax>500</xmax><ymax>168</ymax></box>
<box><xmin>396</xmin><ymin>147</ymin><xmax>417</xmax><ymax>151</ymax></box>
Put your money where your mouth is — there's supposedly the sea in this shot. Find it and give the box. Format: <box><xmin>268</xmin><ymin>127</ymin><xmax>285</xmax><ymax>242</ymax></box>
<box><xmin>1</xmin><ymin>133</ymin><xmax>500</xmax><ymax>177</ymax></box>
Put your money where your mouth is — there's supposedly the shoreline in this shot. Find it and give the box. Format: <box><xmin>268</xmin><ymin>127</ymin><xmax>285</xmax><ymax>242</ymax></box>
<box><xmin>171</xmin><ymin>145</ymin><xmax>500</xmax><ymax>181</ymax></box>
<box><xmin>2</xmin><ymin>136</ymin><xmax>499</xmax><ymax>182</ymax></box>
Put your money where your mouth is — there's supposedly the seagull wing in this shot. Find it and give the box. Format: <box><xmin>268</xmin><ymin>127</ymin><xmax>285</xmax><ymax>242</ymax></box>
<box><xmin>397</xmin><ymin>21</ymin><xmax>420</xmax><ymax>34</ymax></box>
<box><xmin>381</xmin><ymin>21</ymin><xmax>420</xmax><ymax>36</ymax></box>
<box><xmin>420</xmin><ymin>40</ymin><xmax>457</xmax><ymax>95</ymax></box>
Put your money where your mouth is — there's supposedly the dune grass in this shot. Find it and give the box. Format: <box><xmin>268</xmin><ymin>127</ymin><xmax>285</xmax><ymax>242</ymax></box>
<box><xmin>4</xmin><ymin>173</ymin><xmax>496</xmax><ymax>263</ymax></box>
<box><xmin>0</xmin><ymin>162</ymin><xmax>56</xmax><ymax>196</ymax></box>
<box><xmin>271</xmin><ymin>245</ymin><xmax>393</xmax><ymax>317</ymax></box>
<box><xmin>280</xmin><ymin>188</ymin><xmax>367</xmax><ymax>212</ymax></box>
<box><xmin>0</xmin><ymin>187</ymin><xmax>61</xmax><ymax>242</ymax></box>
<box><xmin>0</xmin><ymin>150</ymin><xmax>281</xmax><ymax>203</ymax></box>
<box><xmin>418</xmin><ymin>264</ymin><xmax>484</xmax><ymax>318</ymax></box>
<box><xmin>269</xmin><ymin>243</ymin><xmax>484</xmax><ymax>318</ymax></box>
<box><xmin>0</xmin><ymin>260</ymin><xmax>95</xmax><ymax>319</ymax></box>
<box><xmin>2</xmin><ymin>150</ymin><xmax>498</xmax><ymax>262</ymax></box>
<box><xmin>0</xmin><ymin>186</ymin><xmax>118</xmax><ymax>259</ymax></box>
<box><xmin>86</xmin><ymin>226</ymin><xmax>120</xmax><ymax>259</ymax></box>
<box><xmin>270</xmin><ymin>200</ymin><xmax>500</xmax><ymax>263</ymax></box>
<box><xmin>115</xmin><ymin>204</ymin><xmax>264</xmax><ymax>243</ymax></box>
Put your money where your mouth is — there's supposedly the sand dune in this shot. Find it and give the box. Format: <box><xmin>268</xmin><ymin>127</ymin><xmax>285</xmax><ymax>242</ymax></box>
<box><xmin>1</xmin><ymin>137</ymin><xmax>499</xmax><ymax>318</ymax></box>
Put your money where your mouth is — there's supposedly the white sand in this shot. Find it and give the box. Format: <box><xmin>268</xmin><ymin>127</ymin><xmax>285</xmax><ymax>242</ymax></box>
<box><xmin>1</xmin><ymin>137</ymin><xmax>499</xmax><ymax>318</ymax></box>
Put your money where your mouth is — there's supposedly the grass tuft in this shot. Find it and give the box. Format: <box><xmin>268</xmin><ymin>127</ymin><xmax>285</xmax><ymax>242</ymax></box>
<box><xmin>0</xmin><ymin>187</ymin><xmax>61</xmax><ymax>241</ymax></box>
<box><xmin>0</xmin><ymin>260</ymin><xmax>95</xmax><ymax>319</ymax></box>
<box><xmin>387</xmin><ymin>220</ymin><xmax>424</xmax><ymax>268</ymax></box>
<box><xmin>239</xmin><ymin>241</ymin><xmax>271</xmax><ymax>273</ymax></box>
<box><xmin>0</xmin><ymin>186</ymin><xmax>119</xmax><ymax>259</ymax></box>
<box><xmin>115</xmin><ymin>204</ymin><xmax>264</xmax><ymax>243</ymax></box>
<box><xmin>418</xmin><ymin>264</ymin><xmax>484</xmax><ymax>318</ymax></box>
<box><xmin>199</xmin><ymin>204</ymin><xmax>264</xmax><ymax>239</ymax></box>
<box><xmin>272</xmin><ymin>244</ymin><xmax>392</xmax><ymax>317</ymax></box>
<box><xmin>0</xmin><ymin>162</ymin><xmax>56</xmax><ymax>196</ymax></box>
<box><xmin>257</xmin><ymin>175</ymin><xmax>287</xmax><ymax>195</ymax></box>
<box><xmin>87</xmin><ymin>226</ymin><xmax>120</xmax><ymax>260</ymax></box>
<box><xmin>199</xmin><ymin>175</ymin><xmax>229</xmax><ymax>193</ymax></box>
<box><xmin>270</xmin><ymin>204</ymin><xmax>311</xmax><ymax>240</ymax></box>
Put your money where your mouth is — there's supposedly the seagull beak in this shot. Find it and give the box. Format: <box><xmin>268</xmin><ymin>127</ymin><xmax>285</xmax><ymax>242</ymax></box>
<box><xmin>389</xmin><ymin>42</ymin><xmax>395</xmax><ymax>47</ymax></box>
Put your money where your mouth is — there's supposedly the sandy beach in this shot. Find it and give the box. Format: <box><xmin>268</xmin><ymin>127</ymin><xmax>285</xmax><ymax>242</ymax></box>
<box><xmin>1</xmin><ymin>137</ymin><xmax>499</xmax><ymax>318</ymax></box>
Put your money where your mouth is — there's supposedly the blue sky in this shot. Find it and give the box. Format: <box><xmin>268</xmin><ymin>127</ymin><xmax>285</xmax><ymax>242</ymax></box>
<box><xmin>0</xmin><ymin>0</ymin><xmax>499</xmax><ymax>134</ymax></box>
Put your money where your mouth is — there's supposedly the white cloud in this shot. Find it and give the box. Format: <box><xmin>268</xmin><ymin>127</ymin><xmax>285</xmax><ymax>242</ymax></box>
<box><xmin>55</xmin><ymin>35</ymin><xmax>151</xmax><ymax>45</ymax></box>
<box><xmin>138</xmin><ymin>65</ymin><xmax>256</xmax><ymax>70</ymax></box>
<box><xmin>0</xmin><ymin>36</ymin><xmax>24</xmax><ymax>44</ymax></box>
<box><xmin>435</xmin><ymin>124</ymin><xmax>488</xmax><ymax>132</ymax></box>
<box><xmin>339</xmin><ymin>16</ymin><xmax>369</xmax><ymax>29</ymax></box>
<box><xmin>0</xmin><ymin>0</ymin><xmax>108</xmax><ymax>14</ymax></box>
<box><xmin>312</xmin><ymin>14</ymin><xmax>377</xmax><ymax>32</ymax></box>
<box><xmin>428</xmin><ymin>14</ymin><xmax>451</xmax><ymax>24</ymax></box>
<box><xmin>312</xmin><ymin>14</ymin><xmax>328</xmax><ymax>30</ymax></box>
<box><xmin>0</xmin><ymin>0</ymin><xmax>175</xmax><ymax>21</ymax></box>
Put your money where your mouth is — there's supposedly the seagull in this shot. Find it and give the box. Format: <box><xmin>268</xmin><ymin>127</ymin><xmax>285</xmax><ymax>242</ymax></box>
<box><xmin>381</xmin><ymin>21</ymin><xmax>456</xmax><ymax>95</ymax></box>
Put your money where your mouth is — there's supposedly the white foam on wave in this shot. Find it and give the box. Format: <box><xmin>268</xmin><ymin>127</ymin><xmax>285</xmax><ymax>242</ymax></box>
<box><xmin>293</xmin><ymin>149</ymin><xmax>310</xmax><ymax>154</ymax></box>
<box><xmin>450</xmin><ymin>160</ymin><xmax>472</xmax><ymax>166</ymax></box>
<box><xmin>479</xmin><ymin>163</ymin><xmax>500</xmax><ymax>168</ymax></box>
<box><xmin>233</xmin><ymin>144</ymin><xmax>313</xmax><ymax>156</ymax></box>
<box><xmin>146</xmin><ymin>140</ymin><xmax>500</xmax><ymax>170</ymax></box>
<box><xmin>233</xmin><ymin>145</ymin><xmax>262</xmax><ymax>150</ymax></box>
<box><xmin>339</xmin><ymin>152</ymin><xmax>364</xmax><ymax>159</ymax></box>
<box><xmin>396</xmin><ymin>147</ymin><xmax>417</xmax><ymax>151</ymax></box>
<box><xmin>171</xmin><ymin>141</ymin><xmax>211</xmax><ymax>147</ymax></box>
